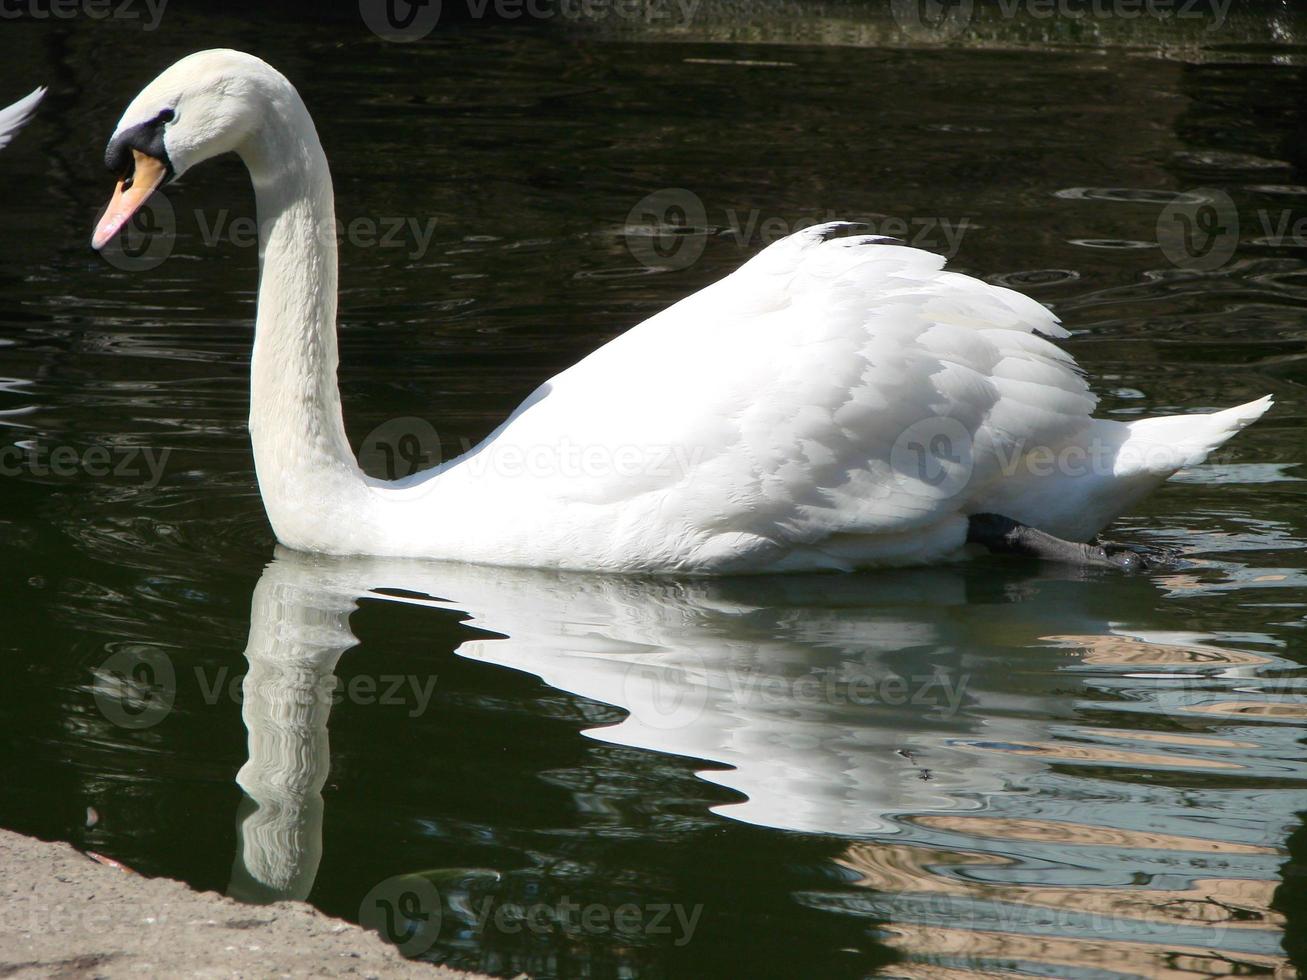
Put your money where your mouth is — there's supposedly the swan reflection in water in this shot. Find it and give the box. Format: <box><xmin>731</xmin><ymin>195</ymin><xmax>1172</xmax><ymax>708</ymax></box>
<box><xmin>224</xmin><ymin>549</ymin><xmax>1301</xmax><ymax>976</ymax></box>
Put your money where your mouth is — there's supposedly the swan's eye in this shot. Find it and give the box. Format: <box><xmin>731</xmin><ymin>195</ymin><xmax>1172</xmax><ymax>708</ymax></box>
<box><xmin>158</xmin><ymin>108</ymin><xmax>175</xmax><ymax>124</ymax></box>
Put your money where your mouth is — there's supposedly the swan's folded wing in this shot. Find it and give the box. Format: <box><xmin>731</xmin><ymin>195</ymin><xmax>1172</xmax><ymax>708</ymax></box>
<box><xmin>463</xmin><ymin>224</ymin><xmax>1097</xmax><ymax>561</ymax></box>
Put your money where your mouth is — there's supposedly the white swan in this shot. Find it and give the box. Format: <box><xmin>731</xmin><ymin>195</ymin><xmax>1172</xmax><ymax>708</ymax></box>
<box><xmin>0</xmin><ymin>86</ymin><xmax>45</xmax><ymax>150</ymax></box>
<box><xmin>92</xmin><ymin>50</ymin><xmax>1273</xmax><ymax>574</ymax></box>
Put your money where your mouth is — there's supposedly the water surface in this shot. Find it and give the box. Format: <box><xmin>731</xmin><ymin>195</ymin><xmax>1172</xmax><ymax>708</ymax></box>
<box><xmin>0</xmin><ymin>12</ymin><xmax>1304</xmax><ymax>979</ymax></box>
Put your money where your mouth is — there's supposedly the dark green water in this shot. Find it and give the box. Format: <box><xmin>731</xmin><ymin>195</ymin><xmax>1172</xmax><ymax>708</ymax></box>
<box><xmin>1</xmin><ymin>9</ymin><xmax>1305</xmax><ymax>979</ymax></box>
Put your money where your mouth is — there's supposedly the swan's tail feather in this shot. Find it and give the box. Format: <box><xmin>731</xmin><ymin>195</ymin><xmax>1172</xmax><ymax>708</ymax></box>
<box><xmin>1116</xmin><ymin>394</ymin><xmax>1274</xmax><ymax>476</ymax></box>
<box><xmin>990</xmin><ymin>395</ymin><xmax>1274</xmax><ymax>542</ymax></box>
<box><xmin>0</xmin><ymin>87</ymin><xmax>45</xmax><ymax>151</ymax></box>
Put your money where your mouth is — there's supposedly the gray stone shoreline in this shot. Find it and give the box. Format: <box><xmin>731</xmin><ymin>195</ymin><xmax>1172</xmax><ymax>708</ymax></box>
<box><xmin>0</xmin><ymin>828</ymin><xmax>492</xmax><ymax>979</ymax></box>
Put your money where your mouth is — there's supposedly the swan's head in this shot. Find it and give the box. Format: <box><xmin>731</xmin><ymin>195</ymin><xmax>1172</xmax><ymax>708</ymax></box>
<box><xmin>92</xmin><ymin>48</ymin><xmax>287</xmax><ymax>250</ymax></box>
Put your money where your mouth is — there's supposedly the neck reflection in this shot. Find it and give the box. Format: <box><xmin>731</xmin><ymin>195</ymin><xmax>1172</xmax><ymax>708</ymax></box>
<box><xmin>225</xmin><ymin>550</ymin><xmax>1176</xmax><ymax>904</ymax></box>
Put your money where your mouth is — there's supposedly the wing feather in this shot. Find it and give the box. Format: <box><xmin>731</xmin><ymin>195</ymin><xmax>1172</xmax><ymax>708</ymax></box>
<box><xmin>0</xmin><ymin>87</ymin><xmax>45</xmax><ymax>151</ymax></box>
<box><xmin>450</xmin><ymin>222</ymin><xmax>1098</xmax><ymax>563</ymax></box>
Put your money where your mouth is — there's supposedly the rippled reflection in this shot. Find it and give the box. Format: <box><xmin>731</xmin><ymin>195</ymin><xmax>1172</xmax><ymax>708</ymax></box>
<box><xmin>224</xmin><ymin>549</ymin><xmax>1302</xmax><ymax>975</ymax></box>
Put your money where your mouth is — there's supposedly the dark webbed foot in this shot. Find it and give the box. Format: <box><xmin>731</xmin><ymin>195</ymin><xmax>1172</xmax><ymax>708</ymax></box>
<box><xmin>1096</xmin><ymin>542</ymin><xmax>1147</xmax><ymax>572</ymax></box>
<box><xmin>1096</xmin><ymin>539</ymin><xmax>1180</xmax><ymax>572</ymax></box>
<box><xmin>967</xmin><ymin>513</ymin><xmax>1176</xmax><ymax>572</ymax></box>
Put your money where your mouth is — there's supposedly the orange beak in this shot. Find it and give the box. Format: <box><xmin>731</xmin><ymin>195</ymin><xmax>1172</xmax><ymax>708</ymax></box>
<box><xmin>92</xmin><ymin>149</ymin><xmax>169</xmax><ymax>250</ymax></box>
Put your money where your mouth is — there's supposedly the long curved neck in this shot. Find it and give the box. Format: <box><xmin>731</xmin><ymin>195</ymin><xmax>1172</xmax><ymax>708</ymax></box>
<box><xmin>238</xmin><ymin>92</ymin><xmax>374</xmax><ymax>552</ymax></box>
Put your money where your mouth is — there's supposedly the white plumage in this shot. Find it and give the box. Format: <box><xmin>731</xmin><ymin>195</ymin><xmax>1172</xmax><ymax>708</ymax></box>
<box><xmin>0</xmin><ymin>87</ymin><xmax>45</xmax><ymax>150</ymax></box>
<box><xmin>95</xmin><ymin>50</ymin><xmax>1273</xmax><ymax>573</ymax></box>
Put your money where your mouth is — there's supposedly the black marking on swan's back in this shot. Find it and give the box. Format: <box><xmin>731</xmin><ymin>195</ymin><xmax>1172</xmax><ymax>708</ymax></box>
<box><xmin>808</xmin><ymin>221</ymin><xmax>906</xmax><ymax>247</ymax></box>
